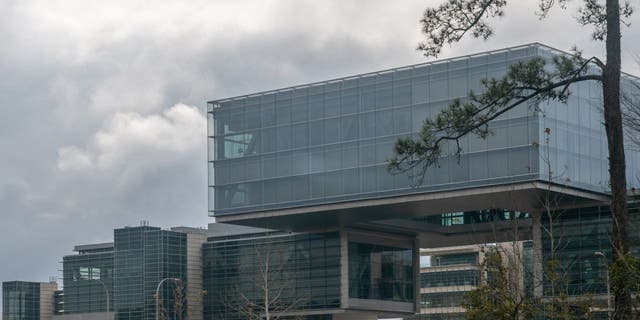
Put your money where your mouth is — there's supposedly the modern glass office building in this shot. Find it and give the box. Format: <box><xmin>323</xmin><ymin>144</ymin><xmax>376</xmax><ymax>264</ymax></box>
<box><xmin>202</xmin><ymin>230</ymin><xmax>416</xmax><ymax>320</ymax></box>
<box><xmin>51</xmin><ymin>225</ymin><xmax>208</xmax><ymax>320</ymax></box>
<box><xmin>541</xmin><ymin>201</ymin><xmax>640</xmax><ymax>297</ymax></box>
<box><xmin>415</xmin><ymin>246</ymin><xmax>479</xmax><ymax>320</ymax></box>
<box><xmin>3</xmin><ymin>282</ymin><xmax>41</xmax><ymax>320</ymax></box>
<box><xmin>61</xmin><ymin>243</ymin><xmax>114</xmax><ymax>314</ymax></box>
<box><xmin>415</xmin><ymin>241</ymin><xmax>535</xmax><ymax>320</ymax></box>
<box><xmin>2</xmin><ymin>281</ymin><xmax>57</xmax><ymax>320</ymax></box>
<box><xmin>202</xmin><ymin>232</ymin><xmax>341</xmax><ymax>319</ymax></box>
<box><xmin>205</xmin><ymin>43</ymin><xmax>640</xmax><ymax>319</ymax></box>
<box><xmin>113</xmin><ymin>226</ymin><xmax>187</xmax><ymax>320</ymax></box>
<box><xmin>207</xmin><ymin>43</ymin><xmax>640</xmax><ymax>224</ymax></box>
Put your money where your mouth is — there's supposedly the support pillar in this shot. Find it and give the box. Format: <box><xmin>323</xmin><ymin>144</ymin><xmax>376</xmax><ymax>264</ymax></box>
<box><xmin>531</xmin><ymin>210</ymin><xmax>544</xmax><ymax>298</ymax></box>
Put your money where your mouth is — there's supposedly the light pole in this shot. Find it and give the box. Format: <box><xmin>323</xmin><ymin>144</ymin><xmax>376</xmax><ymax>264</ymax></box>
<box><xmin>155</xmin><ymin>278</ymin><xmax>181</xmax><ymax>320</ymax></box>
<box><xmin>94</xmin><ymin>279</ymin><xmax>110</xmax><ymax>319</ymax></box>
<box><xmin>594</xmin><ymin>251</ymin><xmax>611</xmax><ymax>320</ymax></box>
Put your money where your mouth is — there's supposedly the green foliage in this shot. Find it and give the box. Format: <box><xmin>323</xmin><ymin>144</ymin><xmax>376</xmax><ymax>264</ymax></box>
<box><xmin>610</xmin><ymin>253</ymin><xmax>640</xmax><ymax>311</ymax></box>
<box><xmin>573</xmin><ymin>0</ymin><xmax>633</xmax><ymax>41</ymax></box>
<box><xmin>542</xmin><ymin>258</ymin><xmax>594</xmax><ymax>320</ymax></box>
<box><xmin>418</xmin><ymin>0</ymin><xmax>507</xmax><ymax>58</ymax></box>
<box><xmin>387</xmin><ymin>51</ymin><xmax>602</xmax><ymax>184</ymax></box>
<box><xmin>463</xmin><ymin>249</ymin><xmax>596</xmax><ymax>320</ymax></box>
<box><xmin>406</xmin><ymin>0</ymin><xmax>637</xmax><ymax>318</ymax></box>
<box><xmin>419</xmin><ymin>0</ymin><xmax>633</xmax><ymax>58</ymax></box>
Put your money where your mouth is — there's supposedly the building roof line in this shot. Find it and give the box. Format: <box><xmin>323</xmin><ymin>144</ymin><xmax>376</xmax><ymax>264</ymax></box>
<box><xmin>72</xmin><ymin>242</ymin><xmax>114</xmax><ymax>252</ymax></box>
<box><xmin>208</xmin><ymin>42</ymin><xmax>550</xmax><ymax>105</ymax></box>
<box><xmin>207</xmin><ymin>42</ymin><xmax>638</xmax><ymax>106</ymax></box>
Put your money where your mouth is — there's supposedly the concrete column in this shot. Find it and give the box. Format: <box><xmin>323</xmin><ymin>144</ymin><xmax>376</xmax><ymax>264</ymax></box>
<box><xmin>39</xmin><ymin>282</ymin><xmax>58</xmax><ymax>320</ymax></box>
<box><xmin>531</xmin><ymin>210</ymin><xmax>543</xmax><ymax>298</ymax></box>
<box><xmin>340</xmin><ymin>230</ymin><xmax>349</xmax><ymax>309</ymax></box>
<box><xmin>413</xmin><ymin>238</ymin><xmax>420</xmax><ymax>313</ymax></box>
<box><xmin>186</xmin><ymin>232</ymin><xmax>207</xmax><ymax>320</ymax></box>
<box><xmin>333</xmin><ymin>311</ymin><xmax>378</xmax><ymax>320</ymax></box>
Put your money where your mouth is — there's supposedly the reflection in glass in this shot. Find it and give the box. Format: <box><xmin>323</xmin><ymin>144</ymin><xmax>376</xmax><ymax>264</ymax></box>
<box><xmin>348</xmin><ymin>242</ymin><xmax>414</xmax><ymax>302</ymax></box>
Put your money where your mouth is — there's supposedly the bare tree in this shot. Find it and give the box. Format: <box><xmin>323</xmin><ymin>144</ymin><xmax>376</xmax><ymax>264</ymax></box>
<box><xmin>622</xmin><ymin>79</ymin><xmax>640</xmax><ymax>150</ymax></box>
<box><xmin>463</xmin><ymin>212</ymin><xmax>599</xmax><ymax>319</ymax></box>
<box><xmin>156</xmin><ymin>280</ymin><xmax>186</xmax><ymax>320</ymax></box>
<box><xmin>388</xmin><ymin>1</ymin><xmax>635</xmax><ymax>318</ymax></box>
<box><xmin>462</xmin><ymin>130</ymin><xmax>639</xmax><ymax>319</ymax></box>
<box><xmin>462</xmin><ymin>242</ymin><xmax>533</xmax><ymax>320</ymax></box>
<box><xmin>222</xmin><ymin>239</ymin><xmax>308</xmax><ymax>320</ymax></box>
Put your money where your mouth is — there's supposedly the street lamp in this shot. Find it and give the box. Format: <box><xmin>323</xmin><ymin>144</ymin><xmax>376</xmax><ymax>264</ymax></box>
<box><xmin>594</xmin><ymin>251</ymin><xmax>611</xmax><ymax>320</ymax></box>
<box><xmin>154</xmin><ymin>278</ymin><xmax>181</xmax><ymax>320</ymax></box>
<box><xmin>95</xmin><ymin>279</ymin><xmax>109</xmax><ymax>319</ymax></box>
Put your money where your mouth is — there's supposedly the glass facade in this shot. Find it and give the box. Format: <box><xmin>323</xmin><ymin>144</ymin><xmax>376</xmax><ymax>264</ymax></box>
<box><xmin>541</xmin><ymin>202</ymin><xmax>640</xmax><ymax>297</ymax></box>
<box><xmin>113</xmin><ymin>226</ymin><xmax>187</xmax><ymax>320</ymax></box>
<box><xmin>419</xmin><ymin>292</ymin><xmax>464</xmax><ymax>308</ymax></box>
<box><xmin>62</xmin><ymin>247</ymin><xmax>114</xmax><ymax>314</ymax></box>
<box><xmin>202</xmin><ymin>232</ymin><xmax>341</xmax><ymax>320</ymax></box>
<box><xmin>207</xmin><ymin>43</ymin><xmax>640</xmax><ymax>217</ymax></box>
<box><xmin>415</xmin><ymin>209</ymin><xmax>529</xmax><ymax>226</ymax></box>
<box><xmin>420</xmin><ymin>270</ymin><xmax>480</xmax><ymax>288</ymax></box>
<box><xmin>405</xmin><ymin>314</ymin><xmax>465</xmax><ymax>320</ymax></box>
<box><xmin>208</xmin><ymin>44</ymin><xmax>544</xmax><ymax>216</ymax></box>
<box><xmin>348</xmin><ymin>242</ymin><xmax>414</xmax><ymax>302</ymax></box>
<box><xmin>2</xmin><ymin>282</ymin><xmax>40</xmax><ymax>320</ymax></box>
<box><xmin>522</xmin><ymin>240</ymin><xmax>534</xmax><ymax>299</ymax></box>
<box><xmin>537</xmin><ymin>48</ymin><xmax>640</xmax><ymax>193</ymax></box>
<box><xmin>429</xmin><ymin>253</ymin><xmax>478</xmax><ymax>267</ymax></box>
<box><xmin>417</xmin><ymin>248</ymin><xmax>480</xmax><ymax>320</ymax></box>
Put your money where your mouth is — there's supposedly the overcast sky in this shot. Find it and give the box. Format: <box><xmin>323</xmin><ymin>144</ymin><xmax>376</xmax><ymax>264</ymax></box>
<box><xmin>1</xmin><ymin>0</ymin><xmax>639</xmax><ymax>304</ymax></box>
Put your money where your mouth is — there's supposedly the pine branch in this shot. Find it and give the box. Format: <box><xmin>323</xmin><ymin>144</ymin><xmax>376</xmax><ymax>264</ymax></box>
<box><xmin>388</xmin><ymin>54</ymin><xmax>602</xmax><ymax>185</ymax></box>
<box><xmin>418</xmin><ymin>0</ymin><xmax>508</xmax><ymax>57</ymax></box>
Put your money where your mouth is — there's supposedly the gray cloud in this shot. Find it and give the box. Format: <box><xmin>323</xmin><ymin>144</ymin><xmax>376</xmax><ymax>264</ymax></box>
<box><xmin>1</xmin><ymin>2</ymin><xmax>639</xmax><ymax>315</ymax></box>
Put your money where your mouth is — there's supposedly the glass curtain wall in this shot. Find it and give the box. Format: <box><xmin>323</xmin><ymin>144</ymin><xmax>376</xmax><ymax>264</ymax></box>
<box><xmin>348</xmin><ymin>242</ymin><xmax>414</xmax><ymax>302</ymax></box>
<box><xmin>2</xmin><ymin>282</ymin><xmax>40</xmax><ymax>320</ymax></box>
<box><xmin>62</xmin><ymin>250</ymin><xmax>114</xmax><ymax>313</ymax></box>
<box><xmin>420</xmin><ymin>270</ymin><xmax>480</xmax><ymax>288</ymax></box>
<box><xmin>541</xmin><ymin>202</ymin><xmax>640</xmax><ymax>296</ymax></box>
<box><xmin>419</xmin><ymin>292</ymin><xmax>464</xmax><ymax>308</ymax></box>
<box><xmin>113</xmin><ymin>227</ymin><xmax>187</xmax><ymax>320</ymax></box>
<box><xmin>208</xmin><ymin>44</ymin><xmax>640</xmax><ymax>217</ymax></box>
<box><xmin>208</xmin><ymin>45</ymin><xmax>543</xmax><ymax>216</ymax></box>
<box><xmin>202</xmin><ymin>232</ymin><xmax>341</xmax><ymax>320</ymax></box>
<box><xmin>415</xmin><ymin>209</ymin><xmax>530</xmax><ymax>226</ymax></box>
<box><xmin>405</xmin><ymin>314</ymin><xmax>465</xmax><ymax>320</ymax></box>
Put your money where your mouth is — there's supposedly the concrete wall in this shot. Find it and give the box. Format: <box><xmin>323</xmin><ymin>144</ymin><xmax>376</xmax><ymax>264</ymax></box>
<box><xmin>39</xmin><ymin>282</ymin><xmax>58</xmax><ymax>320</ymax></box>
<box><xmin>333</xmin><ymin>311</ymin><xmax>379</xmax><ymax>320</ymax></box>
<box><xmin>185</xmin><ymin>232</ymin><xmax>207</xmax><ymax>320</ymax></box>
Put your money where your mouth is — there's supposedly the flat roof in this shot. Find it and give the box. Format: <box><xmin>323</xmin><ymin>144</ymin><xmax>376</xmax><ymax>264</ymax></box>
<box><xmin>206</xmin><ymin>222</ymin><xmax>272</xmax><ymax>237</ymax></box>
<box><xmin>208</xmin><ymin>43</ymin><xmax>550</xmax><ymax>104</ymax></box>
<box><xmin>170</xmin><ymin>226</ymin><xmax>212</xmax><ymax>235</ymax></box>
<box><xmin>73</xmin><ymin>242</ymin><xmax>114</xmax><ymax>252</ymax></box>
<box><xmin>207</xmin><ymin>42</ymin><xmax>638</xmax><ymax>105</ymax></box>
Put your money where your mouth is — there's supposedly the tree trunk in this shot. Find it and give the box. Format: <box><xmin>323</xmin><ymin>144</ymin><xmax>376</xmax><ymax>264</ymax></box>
<box><xmin>603</xmin><ymin>0</ymin><xmax>631</xmax><ymax>319</ymax></box>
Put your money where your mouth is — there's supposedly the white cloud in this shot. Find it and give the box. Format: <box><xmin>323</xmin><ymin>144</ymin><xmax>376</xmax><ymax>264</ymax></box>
<box><xmin>89</xmin><ymin>73</ymin><xmax>167</xmax><ymax>114</ymax></box>
<box><xmin>3</xmin><ymin>0</ymin><xmax>640</xmax><ymax>305</ymax></box>
<box><xmin>57</xmin><ymin>146</ymin><xmax>92</xmax><ymax>171</ymax></box>
<box><xmin>57</xmin><ymin>103</ymin><xmax>205</xmax><ymax>186</ymax></box>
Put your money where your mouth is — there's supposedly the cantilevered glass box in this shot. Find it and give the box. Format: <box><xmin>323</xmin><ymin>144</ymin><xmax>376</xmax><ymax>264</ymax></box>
<box><xmin>207</xmin><ymin>43</ymin><xmax>640</xmax><ymax>226</ymax></box>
